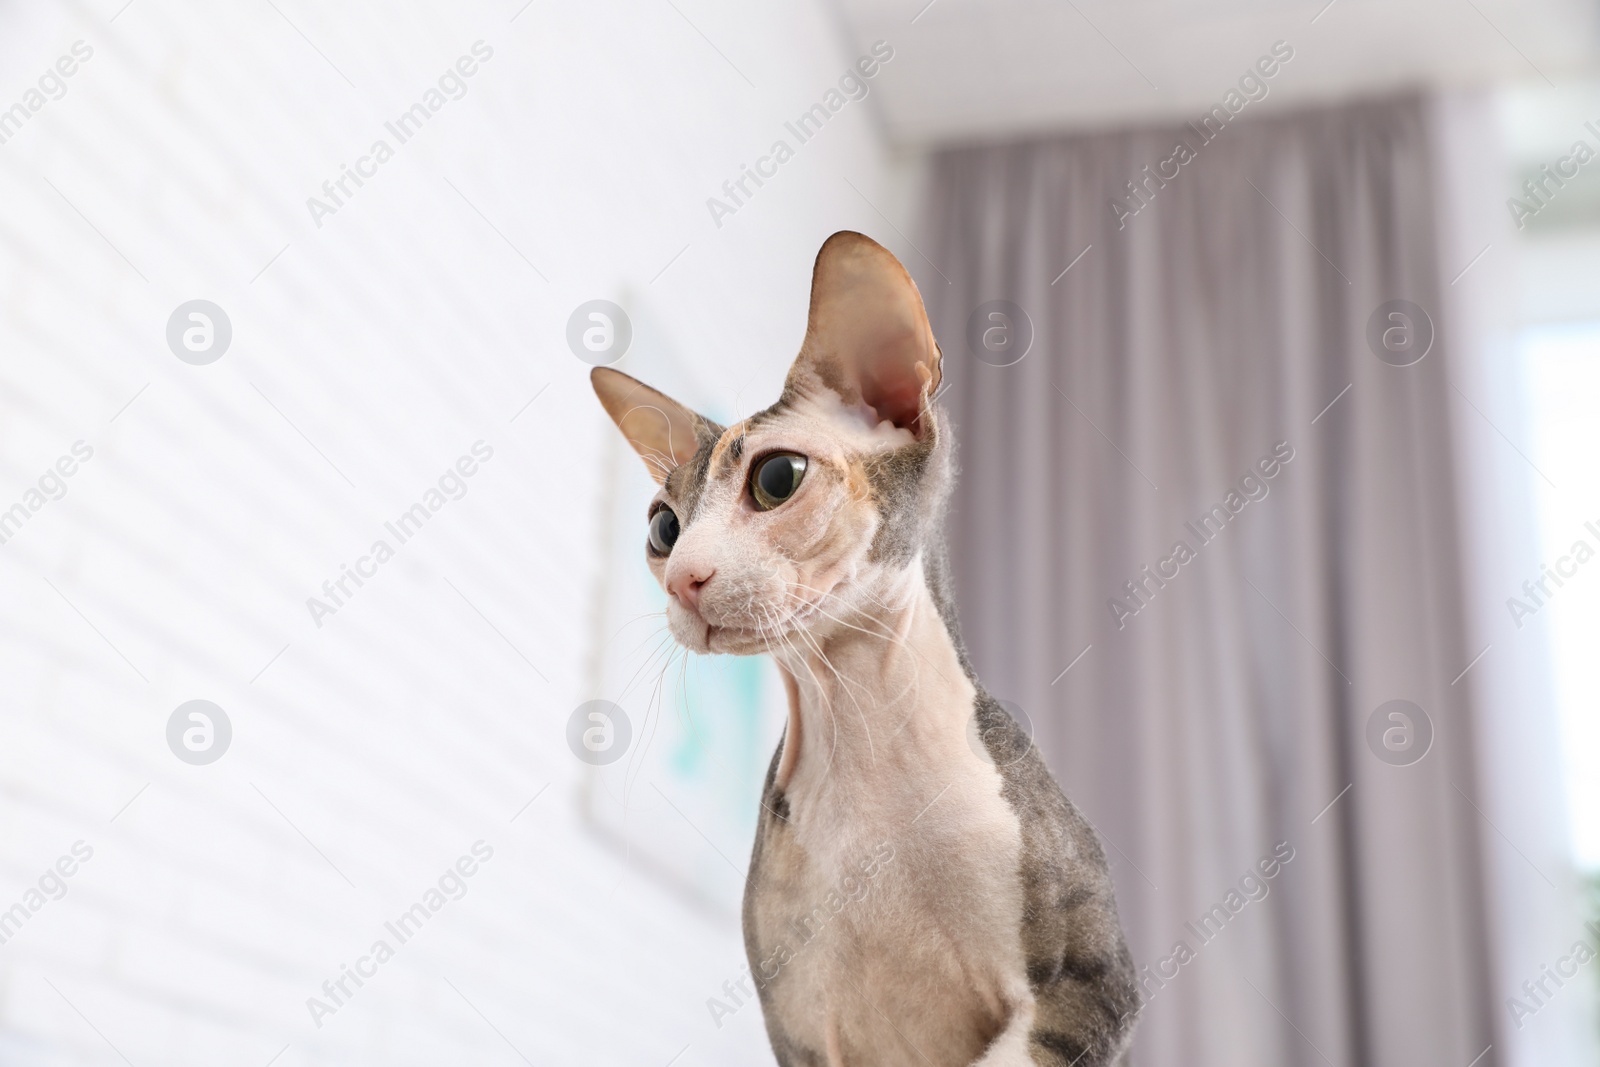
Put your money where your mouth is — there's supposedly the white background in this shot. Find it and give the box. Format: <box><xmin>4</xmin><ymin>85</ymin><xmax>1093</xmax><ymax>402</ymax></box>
<box><xmin>0</xmin><ymin>1</ymin><xmax>909</xmax><ymax>1063</ymax></box>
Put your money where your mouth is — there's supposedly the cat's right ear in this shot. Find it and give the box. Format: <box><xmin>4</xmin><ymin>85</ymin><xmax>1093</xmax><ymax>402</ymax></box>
<box><xmin>788</xmin><ymin>231</ymin><xmax>940</xmax><ymax>438</ymax></box>
<box><xmin>591</xmin><ymin>367</ymin><xmax>705</xmax><ymax>485</ymax></box>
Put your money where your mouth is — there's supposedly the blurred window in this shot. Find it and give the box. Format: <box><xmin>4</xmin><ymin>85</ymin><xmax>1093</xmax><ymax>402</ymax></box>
<box><xmin>1521</xmin><ymin>322</ymin><xmax>1600</xmax><ymax>871</ymax></box>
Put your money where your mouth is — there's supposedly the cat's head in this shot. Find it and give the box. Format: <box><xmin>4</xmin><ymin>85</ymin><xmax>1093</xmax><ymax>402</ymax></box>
<box><xmin>591</xmin><ymin>231</ymin><xmax>949</xmax><ymax>656</ymax></box>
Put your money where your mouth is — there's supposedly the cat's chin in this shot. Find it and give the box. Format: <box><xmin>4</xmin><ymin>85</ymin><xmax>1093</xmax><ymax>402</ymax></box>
<box><xmin>704</xmin><ymin>625</ymin><xmax>771</xmax><ymax>656</ymax></box>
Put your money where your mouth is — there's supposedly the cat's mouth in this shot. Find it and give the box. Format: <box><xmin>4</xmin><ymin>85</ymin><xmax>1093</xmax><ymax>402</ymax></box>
<box><xmin>697</xmin><ymin>597</ymin><xmax>824</xmax><ymax>654</ymax></box>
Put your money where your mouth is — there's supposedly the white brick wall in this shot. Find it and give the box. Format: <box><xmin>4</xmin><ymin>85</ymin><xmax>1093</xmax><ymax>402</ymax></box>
<box><xmin>0</xmin><ymin>1</ymin><xmax>907</xmax><ymax>1062</ymax></box>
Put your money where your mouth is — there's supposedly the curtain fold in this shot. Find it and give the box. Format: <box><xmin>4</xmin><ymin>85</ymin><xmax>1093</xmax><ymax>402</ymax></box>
<box><xmin>921</xmin><ymin>94</ymin><xmax>1501</xmax><ymax>1067</ymax></box>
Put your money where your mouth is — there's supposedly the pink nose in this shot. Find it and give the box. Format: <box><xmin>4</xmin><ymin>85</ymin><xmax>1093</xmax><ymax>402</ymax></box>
<box><xmin>667</xmin><ymin>567</ymin><xmax>714</xmax><ymax>612</ymax></box>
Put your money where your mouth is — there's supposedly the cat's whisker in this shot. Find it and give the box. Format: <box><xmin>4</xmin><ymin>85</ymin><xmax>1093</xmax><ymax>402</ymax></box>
<box><xmin>794</xmin><ymin>573</ymin><xmax>899</xmax><ymax>615</ymax></box>
<box><xmin>641</xmin><ymin>450</ymin><xmax>676</xmax><ymax>482</ymax></box>
<box><xmin>623</xmin><ymin>622</ymin><xmax>673</xmax><ymax>668</ymax></box>
<box><xmin>777</xmin><ymin>595</ymin><xmax>882</xmax><ymax>704</ymax></box>
<box><xmin>784</xmin><ymin>583</ymin><xmax>957</xmax><ymax>699</ymax></box>
<box><xmin>613</xmin><ymin>607</ymin><xmax>670</xmax><ymax>636</ymax></box>
<box><xmin>617</xmin><ymin>629</ymin><xmax>678</xmax><ymax>705</ymax></box>
<box><xmin>759</xmin><ymin>601</ymin><xmax>838</xmax><ymax>783</ymax></box>
<box><xmin>793</xmin><ymin>623</ymin><xmax>876</xmax><ymax>769</ymax></box>
<box><xmin>629</xmin><ymin>648</ymin><xmax>670</xmax><ymax>803</ymax></box>
<box><xmin>672</xmin><ymin>642</ymin><xmax>693</xmax><ymax>740</ymax></box>
<box><xmin>782</xmin><ymin>582</ymin><xmax>905</xmax><ymax>646</ymax></box>
<box><xmin>776</xmin><ymin>586</ymin><xmax>931</xmax><ymax>742</ymax></box>
<box><xmin>776</xmin><ymin>587</ymin><xmax>924</xmax><ymax>702</ymax></box>
<box><xmin>772</xmin><ymin>611</ymin><xmax>842</xmax><ymax>787</ymax></box>
<box><xmin>623</xmin><ymin>636</ymin><xmax>685</xmax><ymax>811</ymax></box>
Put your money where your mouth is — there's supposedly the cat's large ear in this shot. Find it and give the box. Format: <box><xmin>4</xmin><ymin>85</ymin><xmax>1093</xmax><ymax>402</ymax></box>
<box><xmin>787</xmin><ymin>231</ymin><xmax>941</xmax><ymax>437</ymax></box>
<box><xmin>591</xmin><ymin>367</ymin><xmax>708</xmax><ymax>484</ymax></box>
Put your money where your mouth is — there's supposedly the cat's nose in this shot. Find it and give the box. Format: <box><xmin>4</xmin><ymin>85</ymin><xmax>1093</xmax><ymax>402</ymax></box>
<box><xmin>667</xmin><ymin>565</ymin><xmax>714</xmax><ymax>613</ymax></box>
<box><xmin>662</xmin><ymin>563</ymin><xmax>713</xmax><ymax>614</ymax></box>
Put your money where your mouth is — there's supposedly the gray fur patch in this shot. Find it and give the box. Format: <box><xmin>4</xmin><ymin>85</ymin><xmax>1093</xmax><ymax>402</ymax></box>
<box><xmin>975</xmin><ymin>696</ymin><xmax>1140</xmax><ymax>1065</ymax></box>
<box><xmin>859</xmin><ymin>432</ymin><xmax>936</xmax><ymax>567</ymax></box>
<box><xmin>665</xmin><ymin>417</ymin><xmax>726</xmax><ymax>522</ymax></box>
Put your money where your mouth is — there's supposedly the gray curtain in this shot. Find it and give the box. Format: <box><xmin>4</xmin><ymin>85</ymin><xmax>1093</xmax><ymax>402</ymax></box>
<box><xmin>921</xmin><ymin>95</ymin><xmax>1500</xmax><ymax>1067</ymax></box>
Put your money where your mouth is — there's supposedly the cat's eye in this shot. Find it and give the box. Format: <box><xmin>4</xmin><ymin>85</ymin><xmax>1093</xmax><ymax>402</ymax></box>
<box><xmin>648</xmin><ymin>507</ymin><xmax>680</xmax><ymax>555</ymax></box>
<box><xmin>750</xmin><ymin>453</ymin><xmax>807</xmax><ymax>511</ymax></box>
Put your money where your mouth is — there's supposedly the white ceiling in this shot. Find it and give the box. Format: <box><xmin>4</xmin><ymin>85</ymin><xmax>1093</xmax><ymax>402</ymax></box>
<box><xmin>832</xmin><ymin>0</ymin><xmax>1600</xmax><ymax>146</ymax></box>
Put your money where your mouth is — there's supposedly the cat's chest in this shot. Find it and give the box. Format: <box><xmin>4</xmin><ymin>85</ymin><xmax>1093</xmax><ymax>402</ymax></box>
<box><xmin>744</xmin><ymin>693</ymin><xmax>1030</xmax><ymax>1065</ymax></box>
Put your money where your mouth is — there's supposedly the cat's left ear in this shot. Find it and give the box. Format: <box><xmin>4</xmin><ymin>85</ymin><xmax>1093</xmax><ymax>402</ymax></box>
<box><xmin>591</xmin><ymin>367</ymin><xmax>711</xmax><ymax>484</ymax></box>
<box><xmin>787</xmin><ymin>231</ymin><xmax>941</xmax><ymax>437</ymax></box>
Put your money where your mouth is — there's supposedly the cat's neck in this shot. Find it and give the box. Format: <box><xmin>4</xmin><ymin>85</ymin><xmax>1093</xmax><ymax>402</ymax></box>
<box><xmin>768</xmin><ymin>558</ymin><xmax>977</xmax><ymax>794</ymax></box>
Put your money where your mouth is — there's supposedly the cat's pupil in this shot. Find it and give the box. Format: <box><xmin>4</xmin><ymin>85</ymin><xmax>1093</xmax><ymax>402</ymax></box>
<box><xmin>752</xmin><ymin>453</ymin><xmax>806</xmax><ymax>510</ymax></box>
<box><xmin>648</xmin><ymin>508</ymin><xmax>679</xmax><ymax>555</ymax></box>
